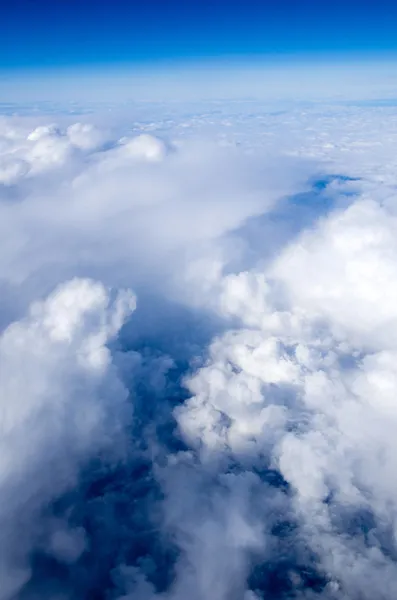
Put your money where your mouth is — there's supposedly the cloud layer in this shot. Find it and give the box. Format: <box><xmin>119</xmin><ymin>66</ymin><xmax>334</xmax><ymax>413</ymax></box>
<box><xmin>1</xmin><ymin>103</ymin><xmax>397</xmax><ymax>599</ymax></box>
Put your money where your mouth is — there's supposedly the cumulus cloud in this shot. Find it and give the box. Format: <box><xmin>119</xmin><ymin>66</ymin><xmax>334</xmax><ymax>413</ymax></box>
<box><xmin>177</xmin><ymin>191</ymin><xmax>397</xmax><ymax>598</ymax></box>
<box><xmin>0</xmin><ymin>277</ymin><xmax>135</xmax><ymax>599</ymax></box>
<box><xmin>1</xmin><ymin>102</ymin><xmax>397</xmax><ymax>600</ymax></box>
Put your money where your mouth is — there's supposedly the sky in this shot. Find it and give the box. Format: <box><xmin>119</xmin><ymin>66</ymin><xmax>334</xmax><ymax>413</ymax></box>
<box><xmin>2</xmin><ymin>0</ymin><xmax>397</xmax><ymax>71</ymax></box>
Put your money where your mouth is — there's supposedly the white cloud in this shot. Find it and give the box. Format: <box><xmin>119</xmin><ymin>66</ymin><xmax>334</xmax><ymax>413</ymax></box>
<box><xmin>0</xmin><ymin>277</ymin><xmax>135</xmax><ymax>599</ymax></box>
<box><xmin>66</xmin><ymin>122</ymin><xmax>106</xmax><ymax>151</ymax></box>
<box><xmin>0</xmin><ymin>119</ymin><xmax>311</xmax><ymax>326</ymax></box>
<box><xmin>176</xmin><ymin>156</ymin><xmax>397</xmax><ymax>597</ymax></box>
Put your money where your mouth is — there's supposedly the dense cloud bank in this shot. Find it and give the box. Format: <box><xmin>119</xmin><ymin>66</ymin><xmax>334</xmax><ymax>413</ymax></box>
<box><xmin>1</xmin><ymin>107</ymin><xmax>397</xmax><ymax>599</ymax></box>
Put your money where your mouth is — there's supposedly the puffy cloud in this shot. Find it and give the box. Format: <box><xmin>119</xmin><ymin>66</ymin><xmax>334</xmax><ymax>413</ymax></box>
<box><xmin>177</xmin><ymin>184</ymin><xmax>397</xmax><ymax>597</ymax></box>
<box><xmin>0</xmin><ymin>278</ymin><xmax>135</xmax><ymax>599</ymax></box>
<box><xmin>0</xmin><ymin>120</ymin><xmax>105</xmax><ymax>184</ymax></box>
<box><xmin>66</xmin><ymin>122</ymin><xmax>106</xmax><ymax>151</ymax></box>
<box><xmin>118</xmin><ymin>134</ymin><xmax>168</xmax><ymax>162</ymax></box>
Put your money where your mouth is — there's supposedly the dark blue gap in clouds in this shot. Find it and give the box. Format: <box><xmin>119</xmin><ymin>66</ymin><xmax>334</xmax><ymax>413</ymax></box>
<box><xmin>18</xmin><ymin>296</ymin><xmax>326</xmax><ymax>599</ymax></box>
<box><xmin>19</xmin><ymin>299</ymin><xmax>219</xmax><ymax>600</ymax></box>
<box><xmin>226</xmin><ymin>174</ymin><xmax>360</xmax><ymax>276</ymax></box>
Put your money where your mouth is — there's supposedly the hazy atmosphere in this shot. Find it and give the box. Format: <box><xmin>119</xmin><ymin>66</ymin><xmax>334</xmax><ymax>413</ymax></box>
<box><xmin>1</xmin><ymin>1</ymin><xmax>397</xmax><ymax>599</ymax></box>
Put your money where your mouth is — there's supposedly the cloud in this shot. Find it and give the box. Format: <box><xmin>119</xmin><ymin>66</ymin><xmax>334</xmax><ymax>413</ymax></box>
<box><xmin>0</xmin><ymin>277</ymin><xmax>135</xmax><ymax>599</ymax></box>
<box><xmin>0</xmin><ymin>119</ymin><xmax>311</xmax><ymax>325</ymax></box>
<box><xmin>177</xmin><ymin>187</ymin><xmax>397</xmax><ymax>598</ymax></box>
<box><xmin>1</xmin><ymin>101</ymin><xmax>397</xmax><ymax>600</ymax></box>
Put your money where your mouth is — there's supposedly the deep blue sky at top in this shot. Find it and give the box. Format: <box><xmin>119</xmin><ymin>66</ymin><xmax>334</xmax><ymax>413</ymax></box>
<box><xmin>1</xmin><ymin>0</ymin><xmax>397</xmax><ymax>71</ymax></box>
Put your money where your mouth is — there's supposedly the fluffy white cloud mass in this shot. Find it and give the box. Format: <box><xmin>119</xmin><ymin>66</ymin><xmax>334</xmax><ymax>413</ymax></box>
<box><xmin>1</xmin><ymin>100</ymin><xmax>397</xmax><ymax>599</ymax></box>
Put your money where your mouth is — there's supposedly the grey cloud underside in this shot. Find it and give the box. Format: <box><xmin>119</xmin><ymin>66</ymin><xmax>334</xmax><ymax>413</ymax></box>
<box><xmin>1</xmin><ymin>104</ymin><xmax>397</xmax><ymax>600</ymax></box>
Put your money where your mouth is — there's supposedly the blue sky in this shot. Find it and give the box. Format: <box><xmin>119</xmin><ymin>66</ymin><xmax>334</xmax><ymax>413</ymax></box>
<box><xmin>2</xmin><ymin>0</ymin><xmax>397</xmax><ymax>71</ymax></box>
